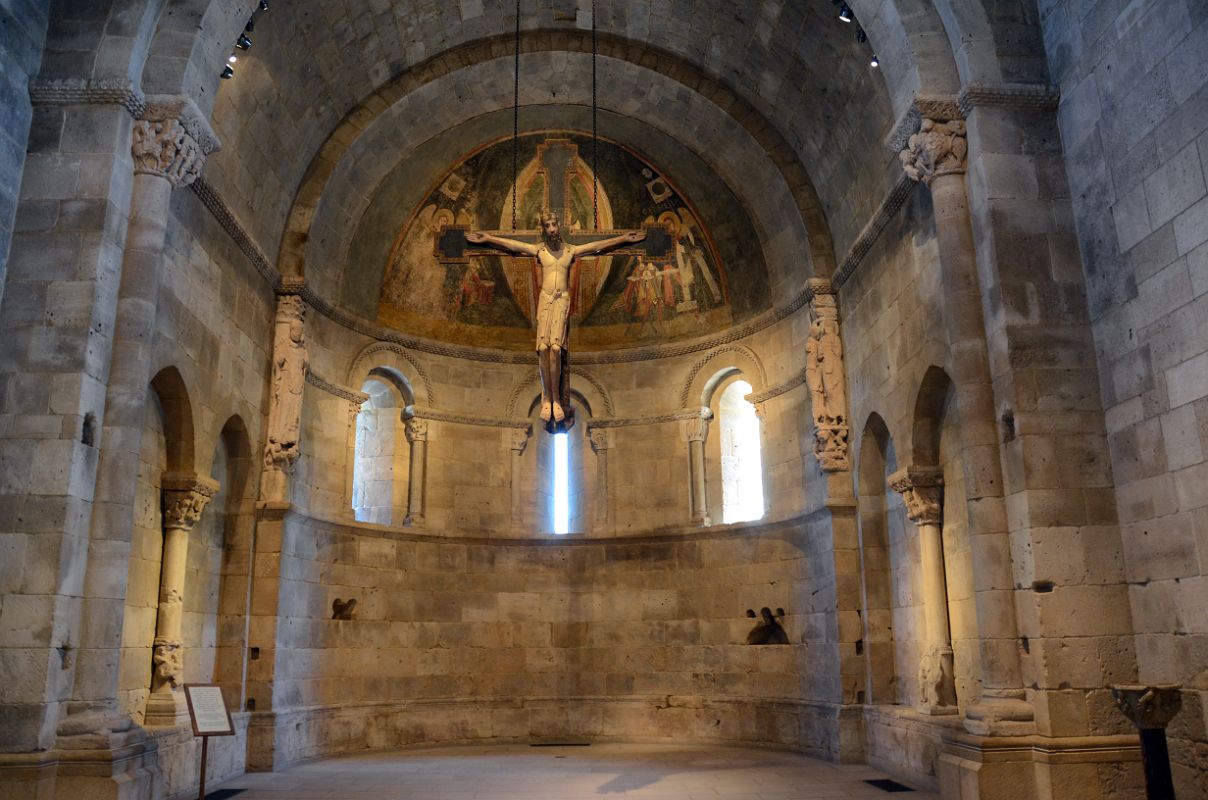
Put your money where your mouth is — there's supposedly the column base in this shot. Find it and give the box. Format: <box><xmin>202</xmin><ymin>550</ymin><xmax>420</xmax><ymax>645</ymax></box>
<box><xmin>143</xmin><ymin>688</ymin><xmax>189</xmax><ymax>729</ymax></box>
<box><xmin>918</xmin><ymin>703</ymin><xmax>960</xmax><ymax>716</ymax></box>
<box><xmin>964</xmin><ymin>695</ymin><xmax>1037</xmax><ymax>736</ymax></box>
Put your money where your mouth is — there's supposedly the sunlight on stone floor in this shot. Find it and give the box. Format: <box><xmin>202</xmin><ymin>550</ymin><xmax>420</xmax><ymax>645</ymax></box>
<box><xmin>210</xmin><ymin>743</ymin><xmax>938</xmax><ymax>799</ymax></box>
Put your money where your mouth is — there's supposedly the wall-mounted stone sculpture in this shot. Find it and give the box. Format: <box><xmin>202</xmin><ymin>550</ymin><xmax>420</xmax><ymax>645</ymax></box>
<box><xmin>262</xmin><ymin>293</ymin><xmax>308</xmax><ymax>502</ymax></box>
<box><xmin>746</xmin><ymin>607</ymin><xmax>789</xmax><ymax>645</ymax></box>
<box><xmin>332</xmin><ymin>598</ymin><xmax>358</xmax><ymax>621</ymax></box>
<box><xmin>805</xmin><ymin>278</ymin><xmax>849</xmax><ymax>471</ymax></box>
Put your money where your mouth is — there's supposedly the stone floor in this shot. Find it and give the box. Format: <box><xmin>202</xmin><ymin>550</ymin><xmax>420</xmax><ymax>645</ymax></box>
<box><xmin>208</xmin><ymin>743</ymin><xmax>938</xmax><ymax>798</ymax></box>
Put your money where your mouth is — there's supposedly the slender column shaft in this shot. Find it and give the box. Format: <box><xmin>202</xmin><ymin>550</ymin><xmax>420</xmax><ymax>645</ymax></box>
<box><xmin>590</xmin><ymin>429</ymin><xmax>610</xmax><ymax>530</ymax></box>
<box><xmin>405</xmin><ymin>418</ymin><xmax>428</xmax><ymax>526</ymax></box>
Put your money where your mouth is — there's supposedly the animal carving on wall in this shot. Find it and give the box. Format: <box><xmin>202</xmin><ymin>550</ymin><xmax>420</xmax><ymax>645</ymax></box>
<box><xmin>331</xmin><ymin>598</ymin><xmax>357</xmax><ymax>621</ymax></box>
<box><xmin>745</xmin><ymin>607</ymin><xmax>789</xmax><ymax>645</ymax></box>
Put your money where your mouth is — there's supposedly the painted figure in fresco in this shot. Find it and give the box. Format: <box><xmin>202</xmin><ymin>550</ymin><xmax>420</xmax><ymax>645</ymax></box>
<box><xmin>451</xmin><ymin>261</ymin><xmax>496</xmax><ymax>315</ymax></box>
<box><xmin>466</xmin><ymin>210</ymin><xmax>643</xmax><ymax>425</ymax></box>
<box><xmin>621</xmin><ymin>259</ymin><xmax>680</xmax><ymax>336</ymax></box>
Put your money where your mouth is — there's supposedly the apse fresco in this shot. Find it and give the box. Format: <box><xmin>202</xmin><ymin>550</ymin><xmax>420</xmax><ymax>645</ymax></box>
<box><xmin>378</xmin><ymin>132</ymin><xmax>769</xmax><ymax>350</ymax></box>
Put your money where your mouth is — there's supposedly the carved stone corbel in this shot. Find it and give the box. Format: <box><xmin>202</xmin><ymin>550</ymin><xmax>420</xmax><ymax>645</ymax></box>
<box><xmin>888</xmin><ymin>467</ymin><xmax>943</xmax><ymax>524</ymax></box>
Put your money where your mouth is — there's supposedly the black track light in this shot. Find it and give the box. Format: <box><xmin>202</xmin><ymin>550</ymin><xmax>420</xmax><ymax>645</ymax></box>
<box><xmin>856</xmin><ymin>28</ymin><xmax>867</xmax><ymax>43</ymax></box>
<box><xmin>839</xmin><ymin>4</ymin><xmax>853</xmax><ymax>22</ymax></box>
<box><xmin>259</xmin><ymin>0</ymin><xmax>268</xmax><ymax>11</ymax></box>
<box><xmin>245</xmin><ymin>17</ymin><xmax>255</xmax><ymax>32</ymax></box>
<box><xmin>236</xmin><ymin>34</ymin><xmax>252</xmax><ymax>50</ymax></box>
<box><xmin>870</xmin><ymin>54</ymin><xmax>880</xmax><ymax>68</ymax></box>
<box><xmin>221</xmin><ymin>65</ymin><xmax>234</xmax><ymax>79</ymax></box>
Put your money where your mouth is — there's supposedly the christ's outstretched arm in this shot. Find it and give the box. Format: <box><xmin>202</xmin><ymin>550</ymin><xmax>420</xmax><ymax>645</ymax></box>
<box><xmin>465</xmin><ymin>231</ymin><xmax>541</xmax><ymax>256</ymax></box>
<box><xmin>572</xmin><ymin>229</ymin><xmax>645</xmax><ymax>257</ymax></box>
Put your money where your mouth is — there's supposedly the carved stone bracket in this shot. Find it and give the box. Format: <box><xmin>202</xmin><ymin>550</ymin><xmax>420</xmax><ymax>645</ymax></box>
<box><xmin>160</xmin><ymin>473</ymin><xmax>219</xmax><ymax>530</ymax></box>
<box><xmin>151</xmin><ymin>637</ymin><xmax>183</xmax><ymax>688</ymax></box>
<box><xmin>899</xmin><ymin>118</ymin><xmax>968</xmax><ymax>186</ymax></box>
<box><xmin>589</xmin><ymin>428</ymin><xmax>610</xmax><ymax>454</ymax></box>
<box><xmin>889</xmin><ymin>467</ymin><xmax>944</xmax><ymax>524</ymax></box>
<box><xmin>405</xmin><ymin>418</ymin><xmax>429</xmax><ymax>443</ymax></box>
<box><xmin>806</xmin><ymin>278</ymin><xmax>849</xmax><ymax>472</ymax></box>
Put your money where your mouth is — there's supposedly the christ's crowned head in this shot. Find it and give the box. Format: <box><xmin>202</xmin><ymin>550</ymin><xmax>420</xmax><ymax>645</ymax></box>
<box><xmin>538</xmin><ymin>209</ymin><xmax>562</xmax><ymax>248</ymax></box>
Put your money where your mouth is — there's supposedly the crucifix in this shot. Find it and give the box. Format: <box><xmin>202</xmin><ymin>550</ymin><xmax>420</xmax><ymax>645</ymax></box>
<box><xmin>434</xmin><ymin>139</ymin><xmax>673</xmax><ymax>433</ymax></box>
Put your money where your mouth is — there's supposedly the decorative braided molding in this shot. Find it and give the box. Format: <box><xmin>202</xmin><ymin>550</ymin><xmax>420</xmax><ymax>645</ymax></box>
<box><xmin>406</xmin><ymin>405</ymin><xmax>529</xmax><ymax>430</ymax></box>
<box><xmin>29</xmin><ymin>78</ymin><xmax>146</xmax><ymax>116</ymax></box>
<box><xmin>300</xmin><ymin>278</ymin><xmax>813</xmax><ymax>366</ymax></box>
<box><xmin>570</xmin><ymin>368</ymin><xmax>614</xmax><ymax>416</ymax></box>
<box><xmin>587</xmin><ymin>408</ymin><xmax>710</xmax><ymax>429</ymax></box>
<box><xmin>347</xmin><ymin>341</ymin><xmax>436</xmax><ymax>406</ymax></box>
<box><xmin>305</xmin><ymin>369</ymin><xmax>369</xmax><ymax>404</ymax></box>
<box><xmin>190</xmin><ymin>177</ymin><xmax>280</xmax><ymax>287</ymax></box>
<box><xmin>677</xmin><ymin>344</ymin><xmax>769</xmax><ymax>407</ymax></box>
<box><xmin>748</xmin><ymin>368</ymin><xmax>809</xmax><ymax>405</ymax></box>
<box><xmin>958</xmin><ymin>84</ymin><xmax>1059</xmax><ymax>116</ymax></box>
<box><xmin>833</xmin><ymin>172</ymin><xmax>915</xmax><ymax>290</ymax></box>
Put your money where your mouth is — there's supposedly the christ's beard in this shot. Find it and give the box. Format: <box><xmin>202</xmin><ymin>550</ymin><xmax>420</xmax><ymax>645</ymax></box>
<box><xmin>543</xmin><ymin>232</ymin><xmax>562</xmax><ymax>249</ymax></box>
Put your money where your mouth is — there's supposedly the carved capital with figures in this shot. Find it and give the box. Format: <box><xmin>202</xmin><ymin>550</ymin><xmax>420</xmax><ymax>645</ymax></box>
<box><xmin>405</xmin><ymin>418</ymin><xmax>429</xmax><ymax>443</ymax></box>
<box><xmin>161</xmin><ymin>473</ymin><xmax>219</xmax><ymax>531</ymax></box>
<box><xmin>899</xmin><ymin>118</ymin><xmax>968</xmax><ymax>185</ymax></box>
<box><xmin>589</xmin><ymin>428</ymin><xmax>610</xmax><ymax>454</ymax></box>
<box><xmin>509</xmin><ymin>426</ymin><xmax>531</xmax><ymax>454</ymax></box>
<box><xmin>889</xmin><ymin>467</ymin><xmax>944</xmax><ymax>524</ymax></box>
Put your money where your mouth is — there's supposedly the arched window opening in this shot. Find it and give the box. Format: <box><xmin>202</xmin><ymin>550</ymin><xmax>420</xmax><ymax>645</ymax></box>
<box><xmin>553</xmin><ymin>432</ymin><xmax>570</xmax><ymax>534</ymax></box>
<box><xmin>719</xmin><ymin>379</ymin><xmax>764</xmax><ymax>524</ymax></box>
<box><xmin>352</xmin><ymin>374</ymin><xmax>406</xmax><ymax>524</ymax></box>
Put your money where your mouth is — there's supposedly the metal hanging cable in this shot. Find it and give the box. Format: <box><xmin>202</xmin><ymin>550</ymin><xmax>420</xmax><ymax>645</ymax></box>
<box><xmin>512</xmin><ymin>0</ymin><xmax>520</xmax><ymax>230</ymax></box>
<box><xmin>592</xmin><ymin>0</ymin><xmax>598</xmax><ymax>230</ymax></box>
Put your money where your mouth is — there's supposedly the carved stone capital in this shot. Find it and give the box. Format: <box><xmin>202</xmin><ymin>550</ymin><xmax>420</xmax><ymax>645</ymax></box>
<box><xmin>814</xmin><ymin>424</ymin><xmax>850</xmax><ymax>472</ymax></box>
<box><xmin>1111</xmin><ymin>684</ymin><xmax>1183</xmax><ymax>730</ymax></box>
<box><xmin>899</xmin><ymin>118</ymin><xmax>968</xmax><ymax>185</ymax></box>
<box><xmin>589</xmin><ymin>428</ymin><xmax>609</xmax><ymax>454</ymax></box>
<box><xmin>405</xmin><ymin>418</ymin><xmax>429</xmax><ymax>443</ymax></box>
<box><xmin>685</xmin><ymin>410</ymin><xmax>712</xmax><ymax>443</ymax></box>
<box><xmin>889</xmin><ymin>467</ymin><xmax>944</xmax><ymax>524</ymax></box>
<box><xmin>161</xmin><ymin>473</ymin><xmax>219</xmax><ymax>530</ymax></box>
<box><xmin>509</xmin><ymin>426</ymin><xmax>531</xmax><ymax>454</ymax></box>
<box><xmin>132</xmin><ymin>118</ymin><xmax>205</xmax><ymax>187</ymax></box>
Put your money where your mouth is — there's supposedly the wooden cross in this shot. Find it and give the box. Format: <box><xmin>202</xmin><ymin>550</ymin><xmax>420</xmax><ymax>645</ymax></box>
<box><xmin>434</xmin><ymin>138</ymin><xmax>672</xmax><ymax>264</ymax></box>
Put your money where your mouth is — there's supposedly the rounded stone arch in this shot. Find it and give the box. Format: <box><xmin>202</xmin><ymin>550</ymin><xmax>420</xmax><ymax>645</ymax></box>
<box><xmin>273</xmin><ymin>30</ymin><xmax>838</xmax><ymax>282</ymax></box>
<box><xmin>347</xmin><ymin>342</ymin><xmax>434</xmax><ymax>407</ymax></box>
<box><xmin>911</xmin><ymin>365</ymin><xmax>954</xmax><ymax>468</ymax></box>
<box><xmin>848</xmin><ymin>0</ymin><xmax>961</xmax><ymax>116</ymax></box>
<box><xmin>857</xmin><ymin>412</ymin><xmax>897</xmax><ymax>497</ymax></box>
<box><xmin>507</xmin><ymin>371</ymin><xmax>613</xmax><ymax>420</ymax></box>
<box><xmin>681</xmin><ymin>345</ymin><xmax>768</xmax><ymax>409</ymax></box>
<box><xmin>855</xmin><ymin>411</ymin><xmax>899</xmax><ymax>706</ymax></box>
<box><xmin>149</xmin><ymin>365</ymin><xmax>196</xmax><ymax>475</ymax></box>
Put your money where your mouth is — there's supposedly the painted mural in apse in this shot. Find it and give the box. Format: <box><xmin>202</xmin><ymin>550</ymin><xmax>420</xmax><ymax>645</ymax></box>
<box><xmin>378</xmin><ymin>132</ymin><xmax>769</xmax><ymax>350</ymax></box>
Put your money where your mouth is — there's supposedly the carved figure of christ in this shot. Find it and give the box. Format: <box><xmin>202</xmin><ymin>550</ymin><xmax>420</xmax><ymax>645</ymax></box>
<box><xmin>467</xmin><ymin>210</ymin><xmax>645</xmax><ymax>427</ymax></box>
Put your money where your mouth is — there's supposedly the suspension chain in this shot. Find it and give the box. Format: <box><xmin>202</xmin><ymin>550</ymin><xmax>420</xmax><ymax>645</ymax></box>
<box><xmin>512</xmin><ymin>0</ymin><xmax>520</xmax><ymax>230</ymax></box>
<box><xmin>592</xmin><ymin>0</ymin><xmax>598</xmax><ymax>230</ymax></box>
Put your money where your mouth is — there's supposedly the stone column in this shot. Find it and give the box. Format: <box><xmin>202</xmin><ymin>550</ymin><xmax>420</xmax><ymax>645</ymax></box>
<box><xmin>890</xmin><ymin>467</ymin><xmax>957</xmax><ymax>715</ymax></box>
<box><xmin>260</xmin><ymin>290</ymin><xmax>308</xmax><ymax>504</ymax></box>
<box><xmin>404</xmin><ymin>417</ymin><xmax>428</xmax><ymax>526</ymax></box>
<box><xmin>344</xmin><ymin>395</ymin><xmax>367</xmax><ymax>518</ymax></box>
<box><xmin>589</xmin><ymin>428</ymin><xmax>610</xmax><ymax>530</ymax></box>
<box><xmin>1112</xmin><ymin>685</ymin><xmax>1182</xmax><ymax>800</ymax></box>
<box><xmin>900</xmin><ymin>116</ymin><xmax>1032</xmax><ymax>733</ymax></box>
<box><xmin>509</xmin><ymin>426</ymin><xmax>531</xmax><ymax>530</ymax></box>
<box><xmin>686</xmin><ymin>410</ymin><xmax>712</xmax><ymax>526</ymax></box>
<box><xmin>144</xmin><ymin>473</ymin><xmax>218</xmax><ymax>727</ymax></box>
<box><xmin>805</xmin><ymin>278</ymin><xmax>850</xmax><ymax>472</ymax></box>
<box><xmin>65</xmin><ymin>99</ymin><xmax>219</xmax><ymax>736</ymax></box>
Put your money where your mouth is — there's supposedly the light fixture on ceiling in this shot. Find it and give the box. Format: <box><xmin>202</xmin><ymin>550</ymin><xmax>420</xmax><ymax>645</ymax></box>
<box><xmin>259</xmin><ymin>0</ymin><xmax>268</xmax><ymax>10</ymax></box>
<box><xmin>245</xmin><ymin>17</ymin><xmax>255</xmax><ymax>32</ymax></box>
<box><xmin>227</xmin><ymin>53</ymin><xmax>237</xmax><ymax>63</ymax></box>
<box><xmin>221</xmin><ymin>65</ymin><xmax>234</xmax><ymax>79</ymax></box>
<box><xmin>839</xmin><ymin>4</ymin><xmax>853</xmax><ymax>23</ymax></box>
<box><xmin>236</xmin><ymin>34</ymin><xmax>252</xmax><ymax>50</ymax></box>
<box><xmin>870</xmin><ymin>54</ymin><xmax>880</xmax><ymax>68</ymax></box>
<box><xmin>856</xmin><ymin>28</ymin><xmax>867</xmax><ymax>43</ymax></box>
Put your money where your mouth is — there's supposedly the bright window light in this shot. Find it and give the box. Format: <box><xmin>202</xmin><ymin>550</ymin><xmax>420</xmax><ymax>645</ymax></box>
<box><xmin>553</xmin><ymin>432</ymin><xmax>569</xmax><ymax>534</ymax></box>
<box><xmin>720</xmin><ymin>380</ymin><xmax>765</xmax><ymax>524</ymax></box>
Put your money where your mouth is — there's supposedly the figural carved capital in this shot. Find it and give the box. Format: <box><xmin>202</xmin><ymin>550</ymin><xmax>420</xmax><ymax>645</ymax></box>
<box><xmin>130</xmin><ymin>96</ymin><xmax>219</xmax><ymax>189</ymax></box>
<box><xmin>899</xmin><ymin>118</ymin><xmax>968</xmax><ymax>185</ymax></box>
<box><xmin>152</xmin><ymin>637</ymin><xmax>184</xmax><ymax>687</ymax></box>
<box><xmin>509</xmin><ymin>426</ymin><xmax>531</xmax><ymax>454</ymax></box>
<box><xmin>405</xmin><ymin>418</ymin><xmax>429</xmax><ymax>443</ymax></box>
<box><xmin>889</xmin><ymin>467</ymin><xmax>944</xmax><ymax>525</ymax></box>
<box><xmin>589</xmin><ymin>428</ymin><xmax>610</xmax><ymax>454</ymax></box>
<box><xmin>160</xmin><ymin>473</ymin><xmax>219</xmax><ymax>530</ymax></box>
<box><xmin>1111</xmin><ymin>684</ymin><xmax>1183</xmax><ymax>730</ymax></box>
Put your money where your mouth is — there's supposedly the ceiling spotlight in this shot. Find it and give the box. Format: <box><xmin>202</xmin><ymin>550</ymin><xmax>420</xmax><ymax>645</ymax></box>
<box><xmin>870</xmin><ymin>54</ymin><xmax>880</xmax><ymax>68</ymax></box>
<box><xmin>839</xmin><ymin>4</ymin><xmax>853</xmax><ymax>22</ymax></box>
<box><xmin>259</xmin><ymin>0</ymin><xmax>268</xmax><ymax>10</ymax></box>
<box><xmin>245</xmin><ymin>17</ymin><xmax>255</xmax><ymax>32</ymax></box>
<box><xmin>236</xmin><ymin>34</ymin><xmax>252</xmax><ymax>50</ymax></box>
<box><xmin>856</xmin><ymin>28</ymin><xmax>867</xmax><ymax>43</ymax></box>
<box><xmin>228</xmin><ymin>53</ymin><xmax>237</xmax><ymax>63</ymax></box>
<box><xmin>221</xmin><ymin>65</ymin><xmax>234</xmax><ymax>79</ymax></box>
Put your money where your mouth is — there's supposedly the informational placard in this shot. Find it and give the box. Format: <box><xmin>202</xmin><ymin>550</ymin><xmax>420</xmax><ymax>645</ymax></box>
<box><xmin>183</xmin><ymin>684</ymin><xmax>234</xmax><ymax>737</ymax></box>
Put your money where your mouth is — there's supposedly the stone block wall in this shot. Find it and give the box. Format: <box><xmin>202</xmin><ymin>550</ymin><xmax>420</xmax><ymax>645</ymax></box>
<box><xmin>0</xmin><ymin>0</ymin><xmax>48</xmax><ymax>301</ymax></box>
<box><xmin>251</xmin><ymin>510</ymin><xmax>846</xmax><ymax>766</ymax></box>
<box><xmin>1041</xmin><ymin>0</ymin><xmax>1208</xmax><ymax>792</ymax></box>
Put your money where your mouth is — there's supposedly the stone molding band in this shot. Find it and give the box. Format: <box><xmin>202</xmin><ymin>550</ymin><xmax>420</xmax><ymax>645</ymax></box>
<box><xmin>832</xmin><ymin>174</ymin><xmax>915</xmax><ymax>290</ymax></box>
<box><xmin>29</xmin><ymin>77</ymin><xmax>147</xmax><ymax>116</ymax></box>
<box><xmin>190</xmin><ymin>177</ymin><xmax>281</xmax><ymax>286</ymax></box>
<box><xmin>405</xmin><ymin>405</ymin><xmax>530</xmax><ymax>431</ymax></box>
<box><xmin>305</xmin><ymin>370</ymin><xmax>369</xmax><ymax>404</ymax></box>
<box><xmin>587</xmin><ymin>407</ymin><xmax>711</xmax><ymax>430</ymax></box>
<box><xmin>747</xmin><ymin>368</ymin><xmax>809</xmax><ymax>405</ymax></box>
